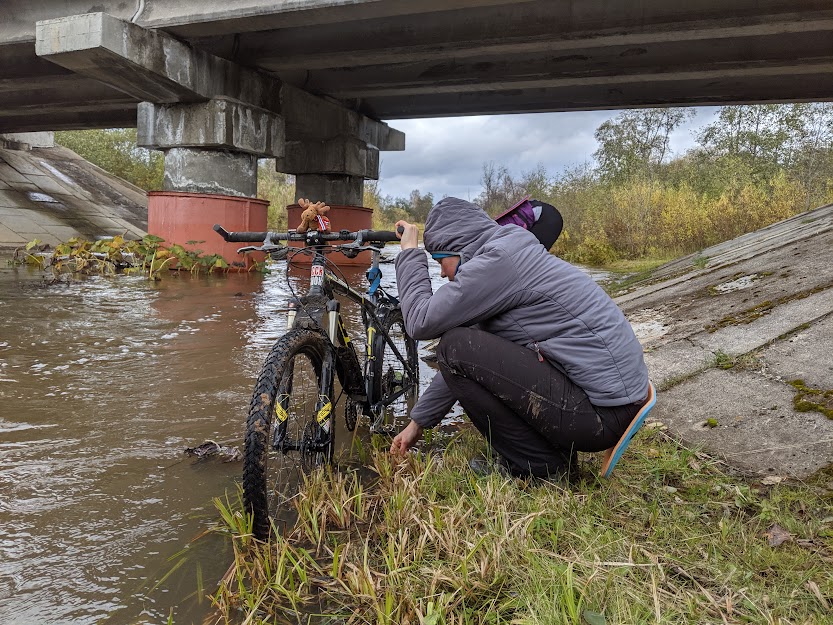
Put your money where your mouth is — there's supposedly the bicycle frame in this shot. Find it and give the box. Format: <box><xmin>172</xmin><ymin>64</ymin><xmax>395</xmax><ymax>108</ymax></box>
<box><xmin>214</xmin><ymin>222</ymin><xmax>417</xmax><ymax>440</ymax></box>
<box><xmin>283</xmin><ymin>237</ymin><xmax>417</xmax><ymax>427</ymax></box>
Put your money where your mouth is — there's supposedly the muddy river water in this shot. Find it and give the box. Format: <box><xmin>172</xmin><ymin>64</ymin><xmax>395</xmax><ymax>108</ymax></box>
<box><xmin>0</xmin><ymin>249</ymin><xmax>448</xmax><ymax>625</ymax></box>
<box><xmin>0</xmin><ymin>250</ymin><xmax>605</xmax><ymax>624</ymax></box>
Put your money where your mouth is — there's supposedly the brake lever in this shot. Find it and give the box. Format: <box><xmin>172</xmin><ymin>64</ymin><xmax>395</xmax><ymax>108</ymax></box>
<box><xmin>236</xmin><ymin>244</ymin><xmax>287</xmax><ymax>254</ymax></box>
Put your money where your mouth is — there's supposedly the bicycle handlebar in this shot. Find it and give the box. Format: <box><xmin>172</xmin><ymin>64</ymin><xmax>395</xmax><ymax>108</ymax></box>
<box><xmin>213</xmin><ymin>224</ymin><xmax>403</xmax><ymax>244</ymax></box>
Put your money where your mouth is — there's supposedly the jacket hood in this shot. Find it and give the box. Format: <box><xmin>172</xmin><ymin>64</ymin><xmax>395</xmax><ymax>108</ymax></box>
<box><xmin>422</xmin><ymin>197</ymin><xmax>500</xmax><ymax>262</ymax></box>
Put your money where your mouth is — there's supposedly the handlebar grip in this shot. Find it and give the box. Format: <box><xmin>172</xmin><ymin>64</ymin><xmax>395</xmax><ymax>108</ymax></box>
<box><xmin>213</xmin><ymin>224</ymin><xmax>268</xmax><ymax>243</ymax></box>
<box><xmin>364</xmin><ymin>230</ymin><xmax>401</xmax><ymax>242</ymax></box>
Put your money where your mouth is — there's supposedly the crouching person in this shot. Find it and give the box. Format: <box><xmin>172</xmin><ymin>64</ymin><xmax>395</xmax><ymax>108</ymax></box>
<box><xmin>390</xmin><ymin>197</ymin><xmax>649</xmax><ymax>480</ymax></box>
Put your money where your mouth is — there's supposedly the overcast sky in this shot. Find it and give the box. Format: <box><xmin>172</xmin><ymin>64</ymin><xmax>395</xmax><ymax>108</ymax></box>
<box><xmin>377</xmin><ymin>107</ymin><xmax>718</xmax><ymax>201</ymax></box>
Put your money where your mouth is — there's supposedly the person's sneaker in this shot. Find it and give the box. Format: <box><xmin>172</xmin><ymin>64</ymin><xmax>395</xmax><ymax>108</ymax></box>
<box><xmin>468</xmin><ymin>454</ymin><xmax>511</xmax><ymax>478</ymax></box>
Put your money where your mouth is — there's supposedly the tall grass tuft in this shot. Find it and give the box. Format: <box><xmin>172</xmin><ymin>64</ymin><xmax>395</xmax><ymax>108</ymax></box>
<box><xmin>211</xmin><ymin>429</ymin><xmax>833</xmax><ymax>624</ymax></box>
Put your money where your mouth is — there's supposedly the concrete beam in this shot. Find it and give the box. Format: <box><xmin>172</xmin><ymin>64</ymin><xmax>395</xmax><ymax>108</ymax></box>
<box><xmin>359</xmin><ymin>70</ymin><xmax>833</xmax><ymax>117</ymax></box>
<box><xmin>0</xmin><ymin>109</ymin><xmax>138</xmax><ymax>133</ymax></box>
<box><xmin>341</xmin><ymin>59</ymin><xmax>833</xmax><ymax>100</ymax></box>
<box><xmin>137</xmin><ymin>98</ymin><xmax>284</xmax><ymax>158</ymax></box>
<box><xmin>1</xmin><ymin>1</ymin><xmax>531</xmax><ymax>42</ymax></box>
<box><xmin>35</xmin><ymin>12</ymin><xmax>281</xmax><ymax>110</ymax></box>
<box><xmin>291</xmin><ymin>27</ymin><xmax>833</xmax><ymax>98</ymax></box>
<box><xmin>0</xmin><ymin>132</ymin><xmax>54</xmax><ymax>150</ymax></box>
<box><xmin>276</xmin><ymin>137</ymin><xmax>379</xmax><ymax>178</ymax></box>
<box><xmin>275</xmin><ymin>84</ymin><xmax>404</xmax><ymax>149</ymax></box>
<box><xmin>34</xmin><ymin>12</ymin><xmax>403</xmax><ymax>150</ymax></box>
<box><xmin>219</xmin><ymin>7</ymin><xmax>833</xmax><ymax>72</ymax></box>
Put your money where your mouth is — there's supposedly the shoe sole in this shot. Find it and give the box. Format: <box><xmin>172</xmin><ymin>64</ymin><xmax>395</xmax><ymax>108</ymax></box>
<box><xmin>601</xmin><ymin>382</ymin><xmax>656</xmax><ymax>478</ymax></box>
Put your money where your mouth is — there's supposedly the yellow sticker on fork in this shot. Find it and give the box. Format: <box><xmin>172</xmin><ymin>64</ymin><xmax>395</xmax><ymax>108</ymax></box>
<box><xmin>316</xmin><ymin>402</ymin><xmax>332</xmax><ymax>425</ymax></box>
<box><xmin>275</xmin><ymin>394</ymin><xmax>289</xmax><ymax>422</ymax></box>
<box><xmin>367</xmin><ymin>326</ymin><xmax>376</xmax><ymax>357</ymax></box>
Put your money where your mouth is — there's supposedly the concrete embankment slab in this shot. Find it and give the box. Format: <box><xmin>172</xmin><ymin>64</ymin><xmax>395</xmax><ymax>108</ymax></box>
<box><xmin>617</xmin><ymin>203</ymin><xmax>833</xmax><ymax>478</ymax></box>
<box><xmin>0</xmin><ymin>143</ymin><xmax>147</xmax><ymax>252</ymax></box>
<box><xmin>655</xmin><ymin>368</ymin><xmax>833</xmax><ymax>477</ymax></box>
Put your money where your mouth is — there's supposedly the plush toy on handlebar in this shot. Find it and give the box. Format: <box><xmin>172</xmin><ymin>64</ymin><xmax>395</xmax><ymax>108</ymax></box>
<box><xmin>296</xmin><ymin>198</ymin><xmax>331</xmax><ymax>233</ymax></box>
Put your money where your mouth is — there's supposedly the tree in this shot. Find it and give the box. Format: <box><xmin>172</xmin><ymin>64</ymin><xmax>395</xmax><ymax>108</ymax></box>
<box><xmin>695</xmin><ymin>105</ymin><xmax>791</xmax><ymax>182</ymax></box>
<box><xmin>406</xmin><ymin>189</ymin><xmax>434</xmax><ymax>222</ymax></box>
<box><xmin>257</xmin><ymin>161</ymin><xmax>294</xmax><ymax>229</ymax></box>
<box><xmin>781</xmin><ymin>103</ymin><xmax>833</xmax><ymax>210</ymax></box>
<box><xmin>594</xmin><ymin>108</ymin><xmax>694</xmax><ymax>183</ymax></box>
<box><xmin>476</xmin><ymin>162</ymin><xmax>550</xmax><ymax>216</ymax></box>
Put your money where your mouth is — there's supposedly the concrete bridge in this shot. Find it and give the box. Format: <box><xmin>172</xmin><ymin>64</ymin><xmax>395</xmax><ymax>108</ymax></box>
<box><xmin>2</xmin><ymin>1</ymin><xmax>833</xmax><ymax>256</ymax></box>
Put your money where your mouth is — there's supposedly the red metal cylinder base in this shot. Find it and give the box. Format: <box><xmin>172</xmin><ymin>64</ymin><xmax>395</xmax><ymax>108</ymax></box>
<box><xmin>286</xmin><ymin>204</ymin><xmax>375</xmax><ymax>267</ymax></box>
<box><xmin>148</xmin><ymin>191</ymin><xmax>269</xmax><ymax>269</ymax></box>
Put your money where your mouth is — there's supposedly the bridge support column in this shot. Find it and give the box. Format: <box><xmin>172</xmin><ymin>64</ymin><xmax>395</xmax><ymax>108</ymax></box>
<box><xmin>279</xmin><ymin>136</ymin><xmax>380</xmax><ymax>265</ymax></box>
<box><xmin>295</xmin><ymin>174</ymin><xmax>364</xmax><ymax>207</ymax></box>
<box><xmin>138</xmin><ymin>98</ymin><xmax>284</xmax><ymax>264</ymax></box>
<box><xmin>34</xmin><ymin>12</ymin><xmax>405</xmax><ymax>266</ymax></box>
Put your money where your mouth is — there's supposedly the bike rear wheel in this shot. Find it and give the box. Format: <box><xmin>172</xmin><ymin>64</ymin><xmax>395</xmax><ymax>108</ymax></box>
<box><xmin>243</xmin><ymin>328</ymin><xmax>335</xmax><ymax>540</ymax></box>
<box><xmin>369</xmin><ymin>309</ymin><xmax>419</xmax><ymax>432</ymax></box>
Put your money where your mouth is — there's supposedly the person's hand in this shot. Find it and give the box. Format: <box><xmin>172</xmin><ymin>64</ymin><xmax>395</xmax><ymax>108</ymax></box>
<box><xmin>395</xmin><ymin>220</ymin><xmax>420</xmax><ymax>250</ymax></box>
<box><xmin>390</xmin><ymin>420</ymin><xmax>423</xmax><ymax>455</ymax></box>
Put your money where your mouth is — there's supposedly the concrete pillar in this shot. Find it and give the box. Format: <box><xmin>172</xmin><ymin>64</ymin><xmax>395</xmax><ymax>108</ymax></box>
<box><xmin>163</xmin><ymin>148</ymin><xmax>257</xmax><ymax>198</ymax></box>
<box><xmin>137</xmin><ymin>99</ymin><xmax>284</xmax><ymax>264</ymax></box>
<box><xmin>34</xmin><ymin>12</ymin><xmax>405</xmax><ymax>266</ymax></box>
<box><xmin>280</xmin><ymin>136</ymin><xmax>379</xmax><ymax>265</ymax></box>
<box><xmin>294</xmin><ymin>174</ymin><xmax>364</xmax><ymax>206</ymax></box>
<box><xmin>278</xmin><ymin>135</ymin><xmax>379</xmax><ymax>206</ymax></box>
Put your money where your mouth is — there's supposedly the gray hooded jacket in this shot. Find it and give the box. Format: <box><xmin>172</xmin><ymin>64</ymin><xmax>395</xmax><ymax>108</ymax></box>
<box><xmin>394</xmin><ymin>197</ymin><xmax>649</xmax><ymax>429</ymax></box>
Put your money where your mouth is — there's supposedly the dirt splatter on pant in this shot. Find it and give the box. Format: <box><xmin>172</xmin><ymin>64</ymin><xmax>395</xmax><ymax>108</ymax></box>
<box><xmin>437</xmin><ymin>327</ymin><xmax>641</xmax><ymax>478</ymax></box>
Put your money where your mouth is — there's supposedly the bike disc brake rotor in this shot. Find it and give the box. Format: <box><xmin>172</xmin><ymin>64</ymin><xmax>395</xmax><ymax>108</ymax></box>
<box><xmin>300</xmin><ymin>420</ymin><xmax>329</xmax><ymax>472</ymax></box>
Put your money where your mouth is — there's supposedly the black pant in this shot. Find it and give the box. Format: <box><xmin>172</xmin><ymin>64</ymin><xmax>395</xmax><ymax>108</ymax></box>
<box><xmin>437</xmin><ymin>327</ymin><xmax>641</xmax><ymax>478</ymax></box>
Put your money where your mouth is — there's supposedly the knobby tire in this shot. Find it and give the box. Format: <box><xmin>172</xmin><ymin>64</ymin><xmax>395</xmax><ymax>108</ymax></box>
<box><xmin>243</xmin><ymin>328</ymin><xmax>334</xmax><ymax>540</ymax></box>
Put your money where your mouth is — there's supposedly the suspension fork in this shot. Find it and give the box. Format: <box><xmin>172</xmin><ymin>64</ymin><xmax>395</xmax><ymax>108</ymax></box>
<box><xmin>313</xmin><ymin>346</ymin><xmax>336</xmax><ymax>443</ymax></box>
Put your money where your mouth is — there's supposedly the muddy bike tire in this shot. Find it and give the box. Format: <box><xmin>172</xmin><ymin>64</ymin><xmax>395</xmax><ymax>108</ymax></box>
<box><xmin>369</xmin><ymin>309</ymin><xmax>419</xmax><ymax>429</ymax></box>
<box><xmin>243</xmin><ymin>328</ymin><xmax>335</xmax><ymax>540</ymax></box>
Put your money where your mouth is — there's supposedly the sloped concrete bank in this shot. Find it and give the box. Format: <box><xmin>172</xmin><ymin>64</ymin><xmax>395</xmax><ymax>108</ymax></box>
<box><xmin>617</xmin><ymin>203</ymin><xmax>833</xmax><ymax>479</ymax></box>
<box><xmin>0</xmin><ymin>135</ymin><xmax>146</xmax><ymax>252</ymax></box>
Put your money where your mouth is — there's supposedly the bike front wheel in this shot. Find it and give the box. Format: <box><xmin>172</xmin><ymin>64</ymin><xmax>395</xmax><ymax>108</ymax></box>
<box><xmin>243</xmin><ymin>328</ymin><xmax>336</xmax><ymax>540</ymax></box>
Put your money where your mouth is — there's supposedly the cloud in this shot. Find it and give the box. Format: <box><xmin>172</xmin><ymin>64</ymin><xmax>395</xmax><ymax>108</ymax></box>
<box><xmin>378</xmin><ymin>107</ymin><xmax>719</xmax><ymax>200</ymax></box>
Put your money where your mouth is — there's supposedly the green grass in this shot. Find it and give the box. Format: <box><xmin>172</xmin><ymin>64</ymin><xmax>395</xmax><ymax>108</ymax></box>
<box><xmin>211</xmin><ymin>430</ymin><xmax>833</xmax><ymax>624</ymax></box>
<box><xmin>598</xmin><ymin>257</ymin><xmax>674</xmax><ymax>297</ymax></box>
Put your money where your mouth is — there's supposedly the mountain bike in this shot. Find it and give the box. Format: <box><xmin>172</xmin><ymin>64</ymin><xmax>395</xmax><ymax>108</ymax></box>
<box><xmin>214</xmin><ymin>224</ymin><xmax>419</xmax><ymax>539</ymax></box>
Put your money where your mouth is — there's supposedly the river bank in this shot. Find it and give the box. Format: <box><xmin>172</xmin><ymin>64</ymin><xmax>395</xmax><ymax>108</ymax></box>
<box><xmin>213</xmin><ymin>429</ymin><xmax>833</xmax><ymax>624</ymax></box>
<box><xmin>212</xmin><ymin>203</ymin><xmax>833</xmax><ymax>624</ymax></box>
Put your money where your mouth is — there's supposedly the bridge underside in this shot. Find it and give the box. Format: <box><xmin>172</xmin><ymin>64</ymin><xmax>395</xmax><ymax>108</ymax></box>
<box><xmin>2</xmin><ymin>0</ymin><xmax>833</xmax><ymax>133</ymax></box>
